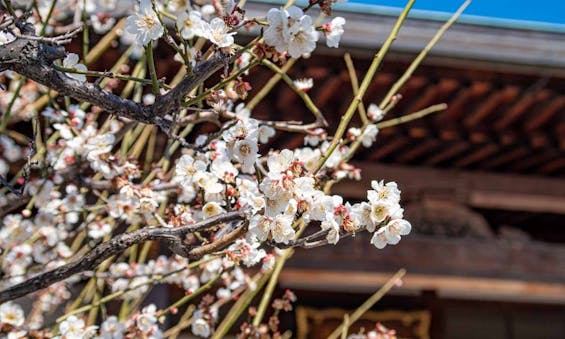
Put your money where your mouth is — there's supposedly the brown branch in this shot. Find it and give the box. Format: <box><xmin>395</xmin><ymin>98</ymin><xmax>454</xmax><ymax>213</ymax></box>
<box><xmin>0</xmin><ymin>211</ymin><xmax>246</xmax><ymax>304</ymax></box>
<box><xmin>0</xmin><ymin>194</ymin><xmax>29</xmax><ymax>217</ymax></box>
<box><xmin>82</xmin><ymin>178</ymin><xmax>179</xmax><ymax>193</ymax></box>
<box><xmin>0</xmin><ymin>28</ymin><xmax>232</xmax><ymax>126</ymax></box>
<box><xmin>188</xmin><ymin>221</ymin><xmax>249</xmax><ymax>260</ymax></box>
<box><xmin>14</xmin><ymin>25</ymin><xmax>83</xmax><ymax>45</ymax></box>
<box><xmin>272</xmin><ymin>228</ymin><xmax>359</xmax><ymax>249</ymax></box>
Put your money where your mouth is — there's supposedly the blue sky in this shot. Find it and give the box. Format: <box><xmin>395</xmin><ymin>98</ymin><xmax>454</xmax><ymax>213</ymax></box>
<box><xmin>350</xmin><ymin>0</ymin><xmax>565</xmax><ymax>25</ymax></box>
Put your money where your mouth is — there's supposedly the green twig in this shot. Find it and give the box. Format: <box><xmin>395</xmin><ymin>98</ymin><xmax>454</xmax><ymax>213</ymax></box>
<box><xmin>212</xmin><ymin>273</ymin><xmax>270</xmax><ymax>338</ymax></box>
<box><xmin>379</xmin><ymin>0</ymin><xmax>471</xmax><ymax>109</ymax></box>
<box><xmin>343</xmin><ymin>53</ymin><xmax>368</xmax><ymax>125</ymax></box>
<box><xmin>146</xmin><ymin>41</ymin><xmax>160</xmax><ymax>95</ymax></box>
<box><xmin>327</xmin><ymin>269</ymin><xmax>406</xmax><ymax>339</ymax></box>
<box><xmin>252</xmin><ymin>249</ymin><xmax>293</xmax><ymax>326</ymax></box>
<box><xmin>260</xmin><ymin>58</ymin><xmax>327</xmax><ymax>126</ymax></box>
<box><xmin>376</xmin><ymin>103</ymin><xmax>447</xmax><ymax>129</ymax></box>
<box><xmin>246</xmin><ymin>59</ymin><xmax>297</xmax><ymax>111</ymax></box>
<box><xmin>313</xmin><ymin>0</ymin><xmax>415</xmax><ymax>174</ymax></box>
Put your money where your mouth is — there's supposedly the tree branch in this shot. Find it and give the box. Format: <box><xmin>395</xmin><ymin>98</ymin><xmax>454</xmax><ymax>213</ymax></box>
<box><xmin>0</xmin><ymin>211</ymin><xmax>246</xmax><ymax>304</ymax></box>
<box><xmin>0</xmin><ymin>28</ymin><xmax>232</xmax><ymax>126</ymax></box>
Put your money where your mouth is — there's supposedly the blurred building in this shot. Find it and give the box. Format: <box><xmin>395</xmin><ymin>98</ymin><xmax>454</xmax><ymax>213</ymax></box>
<box><xmin>245</xmin><ymin>1</ymin><xmax>565</xmax><ymax>338</ymax></box>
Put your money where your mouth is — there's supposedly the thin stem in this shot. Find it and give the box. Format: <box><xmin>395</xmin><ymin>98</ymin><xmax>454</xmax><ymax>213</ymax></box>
<box><xmin>211</xmin><ymin>272</ymin><xmax>271</xmax><ymax>339</ymax></box>
<box><xmin>252</xmin><ymin>249</ymin><xmax>293</xmax><ymax>326</ymax></box>
<box><xmin>158</xmin><ymin>272</ymin><xmax>221</xmax><ymax>317</ymax></box>
<box><xmin>379</xmin><ymin>0</ymin><xmax>471</xmax><ymax>108</ymax></box>
<box><xmin>146</xmin><ymin>41</ymin><xmax>160</xmax><ymax>95</ymax></box>
<box><xmin>39</xmin><ymin>0</ymin><xmax>57</xmax><ymax>36</ymax></box>
<box><xmin>344</xmin><ymin>104</ymin><xmax>446</xmax><ymax>162</ymax></box>
<box><xmin>246</xmin><ymin>59</ymin><xmax>296</xmax><ymax>111</ymax></box>
<box><xmin>343</xmin><ymin>53</ymin><xmax>368</xmax><ymax>125</ymax></box>
<box><xmin>0</xmin><ymin>77</ymin><xmax>24</xmax><ymax>132</ymax></box>
<box><xmin>183</xmin><ymin>60</ymin><xmax>260</xmax><ymax>106</ymax></box>
<box><xmin>81</xmin><ymin>0</ymin><xmax>89</xmax><ymax>58</ymax></box>
<box><xmin>376</xmin><ymin>103</ymin><xmax>447</xmax><ymax>129</ymax></box>
<box><xmin>260</xmin><ymin>58</ymin><xmax>327</xmax><ymax>126</ymax></box>
<box><xmin>54</xmin><ymin>66</ymin><xmax>161</xmax><ymax>87</ymax></box>
<box><xmin>327</xmin><ymin>269</ymin><xmax>406</xmax><ymax>339</ymax></box>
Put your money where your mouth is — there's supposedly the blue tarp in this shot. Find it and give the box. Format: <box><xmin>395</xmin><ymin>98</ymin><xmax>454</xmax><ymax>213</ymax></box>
<box><xmin>350</xmin><ymin>0</ymin><xmax>565</xmax><ymax>25</ymax></box>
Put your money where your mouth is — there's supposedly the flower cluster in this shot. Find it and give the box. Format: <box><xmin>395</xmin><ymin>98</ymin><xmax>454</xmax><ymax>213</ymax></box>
<box><xmin>0</xmin><ymin>0</ymin><xmax>418</xmax><ymax>338</ymax></box>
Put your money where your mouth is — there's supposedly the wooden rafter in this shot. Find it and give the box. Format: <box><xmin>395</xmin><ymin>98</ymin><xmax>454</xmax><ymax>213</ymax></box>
<box><xmin>333</xmin><ymin>162</ymin><xmax>565</xmax><ymax>213</ymax></box>
<box><xmin>464</xmin><ymin>86</ymin><xmax>520</xmax><ymax>127</ymax></box>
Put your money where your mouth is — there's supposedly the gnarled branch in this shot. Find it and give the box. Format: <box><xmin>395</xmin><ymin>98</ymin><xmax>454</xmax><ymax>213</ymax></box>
<box><xmin>0</xmin><ymin>26</ymin><xmax>232</xmax><ymax>125</ymax></box>
<box><xmin>0</xmin><ymin>211</ymin><xmax>247</xmax><ymax>304</ymax></box>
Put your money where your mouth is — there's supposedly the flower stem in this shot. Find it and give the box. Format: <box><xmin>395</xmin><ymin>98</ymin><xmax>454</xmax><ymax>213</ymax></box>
<box><xmin>327</xmin><ymin>269</ymin><xmax>406</xmax><ymax>339</ymax></box>
<box><xmin>146</xmin><ymin>41</ymin><xmax>160</xmax><ymax>95</ymax></box>
<box><xmin>313</xmin><ymin>0</ymin><xmax>415</xmax><ymax>174</ymax></box>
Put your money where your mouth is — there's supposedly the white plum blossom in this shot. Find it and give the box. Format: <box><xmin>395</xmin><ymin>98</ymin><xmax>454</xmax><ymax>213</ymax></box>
<box><xmin>194</xmin><ymin>171</ymin><xmax>224</xmax><ymax>194</ymax></box>
<box><xmin>368</xmin><ymin>103</ymin><xmax>384</xmax><ymax>121</ymax></box>
<box><xmin>125</xmin><ymin>0</ymin><xmax>164</xmax><ymax>46</ymax></box>
<box><xmin>62</xmin><ymin>53</ymin><xmax>87</xmax><ymax>82</ymax></box>
<box><xmin>267</xmin><ymin>149</ymin><xmax>294</xmax><ymax>174</ymax></box>
<box><xmin>361</xmin><ymin>124</ymin><xmax>379</xmax><ymax>147</ymax></box>
<box><xmin>321</xmin><ymin>214</ymin><xmax>340</xmax><ymax>244</ymax></box>
<box><xmin>211</xmin><ymin>158</ymin><xmax>238</xmax><ymax>181</ymax></box>
<box><xmin>175</xmin><ymin>154</ymin><xmax>207</xmax><ymax>187</ymax></box>
<box><xmin>202</xmin><ymin>201</ymin><xmax>225</xmax><ymax>218</ymax></box>
<box><xmin>368</xmin><ymin>180</ymin><xmax>401</xmax><ymax>206</ymax></box>
<box><xmin>384</xmin><ymin>218</ymin><xmax>412</xmax><ymax>245</ymax></box>
<box><xmin>225</xmin><ymin>239</ymin><xmax>264</xmax><ymax>267</ymax></box>
<box><xmin>371</xmin><ymin>219</ymin><xmax>411</xmax><ymax>249</ymax></box>
<box><xmin>85</xmin><ymin>133</ymin><xmax>115</xmax><ymax>160</ymax></box>
<box><xmin>203</xmin><ymin>18</ymin><xmax>235</xmax><ymax>48</ymax></box>
<box><xmin>166</xmin><ymin>0</ymin><xmax>191</xmax><ymax>14</ymax></box>
<box><xmin>271</xmin><ymin>214</ymin><xmax>295</xmax><ymax>244</ymax></box>
<box><xmin>176</xmin><ymin>11</ymin><xmax>205</xmax><ymax>40</ymax></box>
<box><xmin>0</xmin><ymin>302</ymin><xmax>25</xmax><ymax>327</ymax></box>
<box><xmin>286</xmin><ymin>10</ymin><xmax>318</xmax><ymax>58</ymax></box>
<box><xmin>248</xmin><ymin>215</ymin><xmax>271</xmax><ymax>242</ymax></box>
<box><xmin>59</xmin><ymin>316</ymin><xmax>86</xmax><ymax>339</ymax></box>
<box><xmin>136</xmin><ymin>304</ymin><xmax>159</xmax><ymax>333</ymax></box>
<box><xmin>100</xmin><ymin>316</ymin><xmax>125</xmax><ymax>339</ymax></box>
<box><xmin>0</xmin><ymin>159</ymin><xmax>8</xmax><ymax>176</ymax></box>
<box><xmin>324</xmin><ymin>17</ymin><xmax>346</xmax><ymax>48</ymax></box>
<box><xmin>371</xmin><ymin>228</ymin><xmax>388</xmax><ymax>249</ymax></box>
<box><xmin>232</xmin><ymin>138</ymin><xmax>258</xmax><ymax>173</ymax></box>
<box><xmin>264</xmin><ymin>8</ymin><xmax>288</xmax><ymax>52</ymax></box>
<box><xmin>88</xmin><ymin>221</ymin><xmax>112</xmax><ymax>239</ymax></box>
<box><xmin>0</xmin><ymin>31</ymin><xmax>16</xmax><ymax>46</ymax></box>
<box><xmin>192</xmin><ymin>317</ymin><xmax>211</xmax><ymax>337</ymax></box>
<box><xmin>293</xmin><ymin>78</ymin><xmax>313</xmax><ymax>92</ymax></box>
<box><xmin>258</xmin><ymin>125</ymin><xmax>276</xmax><ymax>144</ymax></box>
<box><xmin>265</xmin><ymin>6</ymin><xmax>319</xmax><ymax>58</ymax></box>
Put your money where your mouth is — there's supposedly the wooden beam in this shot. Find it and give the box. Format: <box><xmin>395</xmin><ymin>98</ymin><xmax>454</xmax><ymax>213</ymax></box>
<box><xmin>453</xmin><ymin>143</ymin><xmax>498</xmax><ymax>167</ymax></box>
<box><xmin>494</xmin><ymin>88</ymin><xmax>551</xmax><ymax>130</ymax></box>
<box><xmin>482</xmin><ymin>147</ymin><xmax>530</xmax><ymax>170</ymax></box>
<box><xmin>539</xmin><ymin>158</ymin><xmax>565</xmax><ymax>175</ymax></box>
<box><xmin>369</xmin><ymin>137</ymin><xmax>409</xmax><ymax>161</ymax></box>
<box><xmin>443</xmin><ymin>81</ymin><xmax>491</xmax><ymax>122</ymax></box>
<box><xmin>280</xmin><ymin>269</ymin><xmax>565</xmax><ymax>304</ymax></box>
<box><xmin>512</xmin><ymin>150</ymin><xmax>558</xmax><ymax>171</ymax></box>
<box><xmin>526</xmin><ymin>96</ymin><xmax>565</xmax><ymax>131</ymax></box>
<box><xmin>332</xmin><ymin>162</ymin><xmax>565</xmax><ymax>213</ymax></box>
<box><xmin>283</xmin><ymin>234</ymin><xmax>565</xmax><ymax>303</ymax></box>
<box><xmin>396</xmin><ymin>139</ymin><xmax>441</xmax><ymax>163</ymax></box>
<box><xmin>464</xmin><ymin>86</ymin><xmax>520</xmax><ymax>127</ymax></box>
<box><xmin>425</xmin><ymin>142</ymin><xmax>469</xmax><ymax>165</ymax></box>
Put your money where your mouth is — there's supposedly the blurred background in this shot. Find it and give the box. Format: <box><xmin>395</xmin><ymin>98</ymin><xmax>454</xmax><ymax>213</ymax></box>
<box><xmin>241</xmin><ymin>0</ymin><xmax>565</xmax><ymax>338</ymax></box>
